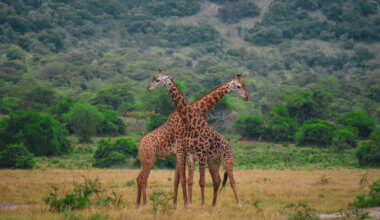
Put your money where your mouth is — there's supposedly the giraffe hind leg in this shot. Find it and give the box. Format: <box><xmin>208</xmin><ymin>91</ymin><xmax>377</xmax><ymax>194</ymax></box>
<box><xmin>223</xmin><ymin>157</ymin><xmax>241</xmax><ymax>208</ymax></box>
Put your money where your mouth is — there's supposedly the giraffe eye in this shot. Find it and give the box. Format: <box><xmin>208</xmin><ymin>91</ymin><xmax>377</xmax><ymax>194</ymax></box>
<box><xmin>237</xmin><ymin>85</ymin><xmax>241</xmax><ymax>89</ymax></box>
<box><xmin>156</xmin><ymin>79</ymin><xmax>160</xmax><ymax>82</ymax></box>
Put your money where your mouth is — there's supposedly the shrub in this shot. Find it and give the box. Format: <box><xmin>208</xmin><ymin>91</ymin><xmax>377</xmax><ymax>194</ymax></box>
<box><xmin>234</xmin><ymin>115</ymin><xmax>265</xmax><ymax>139</ymax></box>
<box><xmin>64</xmin><ymin>103</ymin><xmax>101</xmax><ymax>143</ymax></box>
<box><xmin>149</xmin><ymin>191</ymin><xmax>174</xmax><ymax>215</ymax></box>
<box><xmin>97</xmin><ymin>110</ymin><xmax>126</xmax><ymax>136</ymax></box>
<box><xmin>0</xmin><ymin>144</ymin><xmax>35</xmax><ymax>169</ymax></box>
<box><xmin>0</xmin><ymin>111</ymin><xmax>71</xmax><ymax>156</ymax></box>
<box><xmin>93</xmin><ymin>138</ymin><xmax>137</xmax><ymax>168</ymax></box>
<box><xmin>331</xmin><ymin>127</ymin><xmax>358</xmax><ymax>151</ymax></box>
<box><xmin>336</xmin><ymin>111</ymin><xmax>375</xmax><ymax>139</ymax></box>
<box><xmin>295</xmin><ymin>119</ymin><xmax>335</xmax><ymax>147</ymax></box>
<box><xmin>266</xmin><ymin>116</ymin><xmax>298</xmax><ymax>142</ymax></box>
<box><xmin>350</xmin><ymin>180</ymin><xmax>380</xmax><ymax>208</ymax></box>
<box><xmin>265</xmin><ymin>104</ymin><xmax>298</xmax><ymax>142</ymax></box>
<box><xmin>44</xmin><ymin>177</ymin><xmax>123</xmax><ymax>212</ymax></box>
<box><xmin>146</xmin><ymin>115</ymin><xmax>168</xmax><ymax>132</ymax></box>
<box><xmin>356</xmin><ymin>129</ymin><xmax>380</xmax><ymax>167</ymax></box>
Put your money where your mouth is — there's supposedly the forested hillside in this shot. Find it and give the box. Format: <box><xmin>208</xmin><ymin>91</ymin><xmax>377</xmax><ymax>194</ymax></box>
<box><xmin>0</xmin><ymin>0</ymin><xmax>379</xmax><ymax>168</ymax></box>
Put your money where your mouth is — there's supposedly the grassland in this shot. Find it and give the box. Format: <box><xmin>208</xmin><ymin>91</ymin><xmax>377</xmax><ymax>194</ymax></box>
<box><xmin>0</xmin><ymin>168</ymin><xmax>379</xmax><ymax>219</ymax></box>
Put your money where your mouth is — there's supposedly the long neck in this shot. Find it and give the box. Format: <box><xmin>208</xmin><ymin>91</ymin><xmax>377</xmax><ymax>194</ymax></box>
<box><xmin>165</xmin><ymin>79</ymin><xmax>192</xmax><ymax>126</ymax></box>
<box><xmin>190</xmin><ymin>80</ymin><xmax>231</xmax><ymax>115</ymax></box>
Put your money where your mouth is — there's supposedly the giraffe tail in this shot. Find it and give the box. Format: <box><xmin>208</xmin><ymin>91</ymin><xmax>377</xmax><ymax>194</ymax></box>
<box><xmin>220</xmin><ymin>172</ymin><xmax>228</xmax><ymax>191</ymax></box>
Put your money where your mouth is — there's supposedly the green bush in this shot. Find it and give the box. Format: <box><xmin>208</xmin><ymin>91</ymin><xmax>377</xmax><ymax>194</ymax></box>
<box><xmin>93</xmin><ymin>138</ymin><xmax>138</xmax><ymax>168</ymax></box>
<box><xmin>331</xmin><ymin>127</ymin><xmax>358</xmax><ymax>151</ymax></box>
<box><xmin>295</xmin><ymin>119</ymin><xmax>335</xmax><ymax>147</ymax></box>
<box><xmin>265</xmin><ymin>104</ymin><xmax>298</xmax><ymax>142</ymax></box>
<box><xmin>336</xmin><ymin>111</ymin><xmax>376</xmax><ymax>139</ymax></box>
<box><xmin>44</xmin><ymin>178</ymin><xmax>122</xmax><ymax>212</ymax></box>
<box><xmin>350</xmin><ymin>180</ymin><xmax>380</xmax><ymax>208</ymax></box>
<box><xmin>0</xmin><ymin>144</ymin><xmax>35</xmax><ymax>169</ymax></box>
<box><xmin>0</xmin><ymin>111</ymin><xmax>71</xmax><ymax>156</ymax></box>
<box><xmin>64</xmin><ymin>103</ymin><xmax>101</xmax><ymax>143</ymax></box>
<box><xmin>97</xmin><ymin>110</ymin><xmax>126</xmax><ymax>136</ymax></box>
<box><xmin>146</xmin><ymin>115</ymin><xmax>168</xmax><ymax>132</ymax></box>
<box><xmin>356</xmin><ymin>129</ymin><xmax>380</xmax><ymax>167</ymax></box>
<box><xmin>234</xmin><ymin>115</ymin><xmax>265</xmax><ymax>139</ymax></box>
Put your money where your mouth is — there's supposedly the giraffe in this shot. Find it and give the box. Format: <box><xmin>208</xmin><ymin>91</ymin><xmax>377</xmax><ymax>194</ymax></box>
<box><xmin>136</xmin><ymin>73</ymin><xmax>248</xmax><ymax>208</ymax></box>
<box><xmin>146</xmin><ymin>71</ymin><xmax>245</xmax><ymax>209</ymax></box>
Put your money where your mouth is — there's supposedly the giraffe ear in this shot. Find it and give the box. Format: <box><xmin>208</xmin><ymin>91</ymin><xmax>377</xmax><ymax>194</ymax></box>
<box><xmin>237</xmin><ymin>74</ymin><xmax>242</xmax><ymax>80</ymax></box>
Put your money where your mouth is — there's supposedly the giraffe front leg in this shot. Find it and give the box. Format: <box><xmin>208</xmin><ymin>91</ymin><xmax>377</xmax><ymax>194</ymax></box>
<box><xmin>176</xmin><ymin>149</ymin><xmax>188</xmax><ymax>208</ymax></box>
<box><xmin>173</xmin><ymin>164</ymin><xmax>180</xmax><ymax>209</ymax></box>
<box><xmin>199</xmin><ymin>162</ymin><xmax>206</xmax><ymax>210</ymax></box>
<box><xmin>187</xmin><ymin>153</ymin><xmax>195</xmax><ymax>209</ymax></box>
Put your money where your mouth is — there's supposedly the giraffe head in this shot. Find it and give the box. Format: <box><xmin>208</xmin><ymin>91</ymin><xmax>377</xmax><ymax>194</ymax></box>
<box><xmin>146</xmin><ymin>69</ymin><xmax>172</xmax><ymax>92</ymax></box>
<box><xmin>227</xmin><ymin>74</ymin><xmax>248</xmax><ymax>101</ymax></box>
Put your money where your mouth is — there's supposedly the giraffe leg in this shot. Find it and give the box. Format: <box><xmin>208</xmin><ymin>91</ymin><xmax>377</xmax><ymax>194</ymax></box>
<box><xmin>208</xmin><ymin>159</ymin><xmax>222</xmax><ymax>208</ymax></box>
<box><xmin>136</xmin><ymin>158</ymin><xmax>155</xmax><ymax>207</ymax></box>
<box><xmin>223</xmin><ymin>157</ymin><xmax>241</xmax><ymax>208</ymax></box>
<box><xmin>199</xmin><ymin>162</ymin><xmax>206</xmax><ymax>210</ymax></box>
<box><xmin>176</xmin><ymin>148</ymin><xmax>188</xmax><ymax>208</ymax></box>
<box><xmin>187</xmin><ymin>153</ymin><xmax>195</xmax><ymax>209</ymax></box>
<box><xmin>173</xmin><ymin>163</ymin><xmax>180</xmax><ymax>209</ymax></box>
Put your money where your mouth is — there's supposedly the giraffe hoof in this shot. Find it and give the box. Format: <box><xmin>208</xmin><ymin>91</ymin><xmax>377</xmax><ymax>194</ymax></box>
<box><xmin>238</xmin><ymin>203</ymin><xmax>242</xmax><ymax>209</ymax></box>
<box><xmin>186</xmin><ymin>203</ymin><xmax>192</xmax><ymax>210</ymax></box>
<box><xmin>201</xmin><ymin>204</ymin><xmax>205</xmax><ymax>210</ymax></box>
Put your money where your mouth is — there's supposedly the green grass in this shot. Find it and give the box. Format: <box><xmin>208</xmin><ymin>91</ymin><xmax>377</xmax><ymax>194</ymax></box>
<box><xmin>232</xmin><ymin>142</ymin><xmax>358</xmax><ymax>169</ymax></box>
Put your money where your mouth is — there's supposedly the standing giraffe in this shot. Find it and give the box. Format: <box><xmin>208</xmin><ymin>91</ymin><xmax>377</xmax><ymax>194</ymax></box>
<box><xmin>136</xmin><ymin>73</ymin><xmax>248</xmax><ymax>208</ymax></box>
<box><xmin>147</xmin><ymin>71</ymin><xmax>245</xmax><ymax>209</ymax></box>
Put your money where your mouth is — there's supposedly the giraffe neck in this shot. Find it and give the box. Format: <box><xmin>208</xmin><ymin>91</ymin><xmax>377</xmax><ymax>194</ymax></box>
<box><xmin>191</xmin><ymin>80</ymin><xmax>231</xmax><ymax>115</ymax></box>
<box><xmin>165</xmin><ymin>79</ymin><xmax>192</xmax><ymax>126</ymax></box>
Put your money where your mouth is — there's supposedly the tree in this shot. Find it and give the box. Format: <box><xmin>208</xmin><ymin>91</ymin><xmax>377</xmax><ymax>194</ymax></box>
<box><xmin>64</xmin><ymin>103</ymin><xmax>101</xmax><ymax>143</ymax></box>
<box><xmin>287</xmin><ymin>90</ymin><xmax>331</xmax><ymax>124</ymax></box>
<box><xmin>0</xmin><ymin>111</ymin><xmax>71</xmax><ymax>156</ymax></box>
<box><xmin>97</xmin><ymin>110</ymin><xmax>126</xmax><ymax>136</ymax></box>
<box><xmin>234</xmin><ymin>115</ymin><xmax>265</xmax><ymax>139</ymax></box>
<box><xmin>93</xmin><ymin>138</ymin><xmax>138</xmax><ymax>168</ymax></box>
<box><xmin>91</xmin><ymin>84</ymin><xmax>135</xmax><ymax>111</ymax></box>
<box><xmin>263</xmin><ymin>104</ymin><xmax>298</xmax><ymax>142</ymax></box>
<box><xmin>336</xmin><ymin>111</ymin><xmax>376</xmax><ymax>139</ymax></box>
<box><xmin>295</xmin><ymin>119</ymin><xmax>335</xmax><ymax>147</ymax></box>
<box><xmin>146</xmin><ymin>115</ymin><xmax>167</xmax><ymax>132</ymax></box>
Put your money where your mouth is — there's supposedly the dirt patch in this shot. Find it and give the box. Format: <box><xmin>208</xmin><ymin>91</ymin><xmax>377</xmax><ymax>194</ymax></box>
<box><xmin>0</xmin><ymin>202</ymin><xmax>28</xmax><ymax>210</ymax></box>
<box><xmin>319</xmin><ymin>207</ymin><xmax>380</xmax><ymax>219</ymax></box>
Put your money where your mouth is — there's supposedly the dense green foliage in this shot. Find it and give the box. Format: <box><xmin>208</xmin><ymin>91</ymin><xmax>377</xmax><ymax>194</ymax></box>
<box><xmin>146</xmin><ymin>115</ymin><xmax>168</xmax><ymax>132</ymax></box>
<box><xmin>336</xmin><ymin>111</ymin><xmax>376</xmax><ymax>139</ymax></box>
<box><xmin>0</xmin><ymin>111</ymin><xmax>71</xmax><ymax>156</ymax></box>
<box><xmin>64</xmin><ymin>103</ymin><xmax>101</xmax><ymax>143</ymax></box>
<box><xmin>0</xmin><ymin>144</ymin><xmax>35</xmax><ymax>169</ymax></box>
<box><xmin>245</xmin><ymin>0</ymin><xmax>380</xmax><ymax>45</ymax></box>
<box><xmin>93</xmin><ymin>138</ymin><xmax>138</xmax><ymax>168</ymax></box>
<box><xmin>234</xmin><ymin>115</ymin><xmax>265</xmax><ymax>139</ymax></box>
<box><xmin>97</xmin><ymin>110</ymin><xmax>126</xmax><ymax>137</ymax></box>
<box><xmin>295</xmin><ymin>119</ymin><xmax>335</xmax><ymax>147</ymax></box>
<box><xmin>356</xmin><ymin>129</ymin><xmax>380</xmax><ymax>167</ymax></box>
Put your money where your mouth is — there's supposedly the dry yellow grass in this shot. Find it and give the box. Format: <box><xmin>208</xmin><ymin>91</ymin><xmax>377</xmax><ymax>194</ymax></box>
<box><xmin>0</xmin><ymin>168</ymin><xmax>379</xmax><ymax>219</ymax></box>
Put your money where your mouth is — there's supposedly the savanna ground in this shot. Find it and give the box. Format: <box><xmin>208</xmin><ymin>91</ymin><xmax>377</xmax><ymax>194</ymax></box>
<box><xmin>0</xmin><ymin>167</ymin><xmax>379</xmax><ymax>219</ymax></box>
